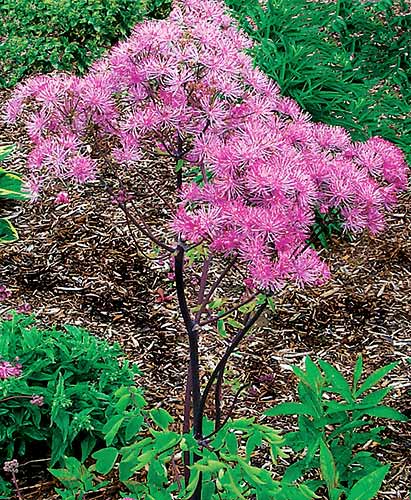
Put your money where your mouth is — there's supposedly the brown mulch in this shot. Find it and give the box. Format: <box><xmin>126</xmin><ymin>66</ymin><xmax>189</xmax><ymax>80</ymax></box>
<box><xmin>0</xmin><ymin>86</ymin><xmax>410</xmax><ymax>499</ymax></box>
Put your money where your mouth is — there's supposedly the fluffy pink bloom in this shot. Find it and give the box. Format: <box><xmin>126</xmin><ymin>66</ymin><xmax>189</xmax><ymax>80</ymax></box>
<box><xmin>54</xmin><ymin>191</ymin><xmax>70</xmax><ymax>204</ymax></box>
<box><xmin>69</xmin><ymin>156</ymin><xmax>96</xmax><ymax>183</ymax></box>
<box><xmin>0</xmin><ymin>360</ymin><xmax>22</xmax><ymax>379</ymax></box>
<box><xmin>4</xmin><ymin>0</ymin><xmax>408</xmax><ymax>291</ymax></box>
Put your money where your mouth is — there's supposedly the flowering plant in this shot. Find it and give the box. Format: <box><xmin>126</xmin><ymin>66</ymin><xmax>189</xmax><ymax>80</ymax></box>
<box><xmin>0</xmin><ymin>314</ymin><xmax>140</xmax><ymax>467</ymax></box>
<box><xmin>3</xmin><ymin>0</ymin><xmax>408</xmax><ymax>498</ymax></box>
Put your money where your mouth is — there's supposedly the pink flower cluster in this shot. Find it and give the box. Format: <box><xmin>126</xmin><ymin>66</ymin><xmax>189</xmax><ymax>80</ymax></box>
<box><xmin>0</xmin><ymin>360</ymin><xmax>22</xmax><ymax>379</ymax></box>
<box><xmin>0</xmin><ymin>285</ymin><xmax>12</xmax><ymax>301</ymax></box>
<box><xmin>4</xmin><ymin>0</ymin><xmax>408</xmax><ymax>290</ymax></box>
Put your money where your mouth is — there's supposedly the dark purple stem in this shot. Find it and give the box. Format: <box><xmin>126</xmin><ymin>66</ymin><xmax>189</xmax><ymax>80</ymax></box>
<box><xmin>198</xmin><ymin>302</ymin><xmax>267</xmax><ymax>430</ymax></box>
<box><xmin>175</xmin><ymin>244</ymin><xmax>202</xmax><ymax>500</ymax></box>
<box><xmin>183</xmin><ymin>362</ymin><xmax>192</xmax><ymax>486</ymax></box>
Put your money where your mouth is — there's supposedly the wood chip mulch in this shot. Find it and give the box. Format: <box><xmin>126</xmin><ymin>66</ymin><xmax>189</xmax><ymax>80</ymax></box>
<box><xmin>0</xmin><ymin>87</ymin><xmax>410</xmax><ymax>499</ymax></box>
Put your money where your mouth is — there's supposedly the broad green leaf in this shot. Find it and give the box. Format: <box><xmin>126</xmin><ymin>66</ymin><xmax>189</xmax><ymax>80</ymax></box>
<box><xmin>81</xmin><ymin>435</ymin><xmax>97</xmax><ymax>462</ymax></box>
<box><xmin>305</xmin><ymin>357</ymin><xmax>323</xmax><ymax>395</ymax></box>
<box><xmin>125</xmin><ymin>415</ymin><xmax>144</xmax><ymax>441</ymax></box>
<box><xmin>0</xmin><ymin>170</ymin><xmax>28</xmax><ymax>200</ymax></box>
<box><xmin>194</xmin><ymin>459</ymin><xmax>226</xmax><ymax>473</ymax></box>
<box><xmin>346</xmin><ymin>465</ymin><xmax>390</xmax><ymax>500</ymax></box>
<box><xmin>360</xmin><ymin>387</ymin><xmax>391</xmax><ymax>406</ymax></box>
<box><xmin>103</xmin><ymin>415</ymin><xmax>124</xmax><ymax>446</ymax></box>
<box><xmin>357</xmin><ymin>406</ymin><xmax>407</xmax><ymax>421</ymax></box>
<box><xmin>119</xmin><ymin>451</ymin><xmax>139</xmax><ymax>481</ymax></box>
<box><xmin>92</xmin><ymin>447</ymin><xmax>118</xmax><ymax>475</ymax></box>
<box><xmin>150</xmin><ymin>408</ymin><xmax>174</xmax><ymax>430</ymax></box>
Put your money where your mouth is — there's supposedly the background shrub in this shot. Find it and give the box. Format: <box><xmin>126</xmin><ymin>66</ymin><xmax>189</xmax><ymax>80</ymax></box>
<box><xmin>0</xmin><ymin>314</ymin><xmax>140</xmax><ymax>466</ymax></box>
<box><xmin>0</xmin><ymin>0</ymin><xmax>171</xmax><ymax>88</ymax></box>
<box><xmin>225</xmin><ymin>0</ymin><xmax>411</xmax><ymax>162</ymax></box>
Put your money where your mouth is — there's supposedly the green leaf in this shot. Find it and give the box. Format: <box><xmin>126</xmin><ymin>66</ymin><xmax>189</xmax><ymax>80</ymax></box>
<box><xmin>175</xmin><ymin>159</ymin><xmax>184</xmax><ymax>172</ymax></box>
<box><xmin>346</xmin><ymin>465</ymin><xmax>390</xmax><ymax>500</ymax></box>
<box><xmin>355</xmin><ymin>362</ymin><xmax>398</xmax><ymax>398</ymax></box>
<box><xmin>103</xmin><ymin>415</ymin><xmax>124</xmax><ymax>446</ymax></box>
<box><xmin>150</xmin><ymin>408</ymin><xmax>174</xmax><ymax>430</ymax></box>
<box><xmin>0</xmin><ymin>218</ymin><xmax>18</xmax><ymax>244</ymax></box>
<box><xmin>353</xmin><ymin>355</ymin><xmax>363</xmax><ymax>392</ymax></box>
<box><xmin>267</xmin><ymin>296</ymin><xmax>276</xmax><ymax>313</ymax></box>
<box><xmin>0</xmin><ymin>169</ymin><xmax>28</xmax><ymax>200</ymax></box>
<box><xmin>320</xmin><ymin>440</ymin><xmax>339</xmax><ymax>492</ymax></box>
<box><xmin>217</xmin><ymin>319</ymin><xmax>227</xmax><ymax>337</ymax></box>
<box><xmin>357</xmin><ymin>406</ymin><xmax>407</xmax><ymax>421</ymax></box>
<box><xmin>265</xmin><ymin>402</ymin><xmax>317</xmax><ymax>418</ymax></box>
<box><xmin>226</xmin><ymin>318</ymin><xmax>244</xmax><ymax>329</ymax></box>
<box><xmin>92</xmin><ymin>447</ymin><xmax>118</xmax><ymax>475</ymax></box>
<box><xmin>0</xmin><ymin>145</ymin><xmax>14</xmax><ymax>162</ymax></box>
<box><xmin>81</xmin><ymin>436</ymin><xmax>97</xmax><ymax>462</ymax></box>
<box><xmin>319</xmin><ymin>359</ymin><xmax>353</xmax><ymax>403</ymax></box>
<box><xmin>305</xmin><ymin>357</ymin><xmax>323</xmax><ymax>395</ymax></box>
<box><xmin>125</xmin><ymin>415</ymin><xmax>144</xmax><ymax>441</ymax></box>
<box><xmin>360</xmin><ymin>387</ymin><xmax>391</xmax><ymax>406</ymax></box>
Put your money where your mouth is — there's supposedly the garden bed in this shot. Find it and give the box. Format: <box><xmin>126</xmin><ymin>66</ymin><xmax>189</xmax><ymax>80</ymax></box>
<box><xmin>0</xmin><ymin>85</ymin><xmax>410</xmax><ymax>498</ymax></box>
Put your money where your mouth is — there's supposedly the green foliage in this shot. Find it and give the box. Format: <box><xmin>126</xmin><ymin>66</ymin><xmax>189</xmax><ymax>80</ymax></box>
<box><xmin>265</xmin><ymin>356</ymin><xmax>407</xmax><ymax>499</ymax></box>
<box><xmin>0</xmin><ymin>144</ymin><xmax>28</xmax><ymax>244</ymax></box>
<box><xmin>226</xmin><ymin>0</ymin><xmax>411</xmax><ymax>162</ymax></box>
<box><xmin>47</xmin><ymin>356</ymin><xmax>405</xmax><ymax>499</ymax></box>
<box><xmin>0</xmin><ymin>0</ymin><xmax>171</xmax><ymax>88</ymax></box>
<box><xmin>51</xmin><ymin>391</ymin><xmax>316</xmax><ymax>500</ymax></box>
<box><xmin>0</xmin><ymin>314</ymin><xmax>141</xmax><ymax>467</ymax></box>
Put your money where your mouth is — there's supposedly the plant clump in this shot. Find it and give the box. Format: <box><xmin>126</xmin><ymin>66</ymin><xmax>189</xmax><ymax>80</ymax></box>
<box><xmin>5</xmin><ymin>0</ymin><xmax>408</xmax><ymax>293</ymax></box>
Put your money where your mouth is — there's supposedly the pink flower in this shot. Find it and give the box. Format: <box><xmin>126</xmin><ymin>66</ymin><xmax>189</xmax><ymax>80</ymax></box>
<box><xmin>0</xmin><ymin>285</ymin><xmax>12</xmax><ymax>301</ymax></box>
<box><xmin>69</xmin><ymin>156</ymin><xmax>96</xmax><ymax>183</ymax></box>
<box><xmin>5</xmin><ymin>0</ymin><xmax>408</xmax><ymax>293</ymax></box>
<box><xmin>30</xmin><ymin>395</ymin><xmax>45</xmax><ymax>407</ymax></box>
<box><xmin>54</xmin><ymin>191</ymin><xmax>70</xmax><ymax>204</ymax></box>
<box><xmin>0</xmin><ymin>361</ymin><xmax>22</xmax><ymax>379</ymax></box>
<box><xmin>17</xmin><ymin>303</ymin><xmax>32</xmax><ymax>313</ymax></box>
